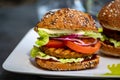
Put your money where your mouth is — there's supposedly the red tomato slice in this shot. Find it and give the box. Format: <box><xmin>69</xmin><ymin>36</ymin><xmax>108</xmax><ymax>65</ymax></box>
<box><xmin>64</xmin><ymin>40</ymin><xmax>101</xmax><ymax>54</ymax></box>
<box><xmin>45</xmin><ymin>40</ymin><xmax>65</xmax><ymax>48</ymax></box>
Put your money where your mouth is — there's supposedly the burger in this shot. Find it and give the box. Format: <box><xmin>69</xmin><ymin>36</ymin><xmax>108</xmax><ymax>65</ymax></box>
<box><xmin>30</xmin><ymin>8</ymin><xmax>102</xmax><ymax>71</ymax></box>
<box><xmin>98</xmin><ymin>0</ymin><xmax>120</xmax><ymax>57</ymax></box>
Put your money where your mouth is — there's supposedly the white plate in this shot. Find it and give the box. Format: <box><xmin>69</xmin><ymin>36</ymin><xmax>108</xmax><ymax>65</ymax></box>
<box><xmin>2</xmin><ymin>28</ymin><xmax>120</xmax><ymax>78</ymax></box>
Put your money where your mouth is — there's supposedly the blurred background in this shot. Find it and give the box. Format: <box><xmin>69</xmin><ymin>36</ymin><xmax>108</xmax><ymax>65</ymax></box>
<box><xmin>0</xmin><ymin>0</ymin><xmax>112</xmax><ymax>79</ymax></box>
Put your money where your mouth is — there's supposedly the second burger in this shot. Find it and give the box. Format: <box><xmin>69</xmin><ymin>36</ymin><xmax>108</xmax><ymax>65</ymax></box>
<box><xmin>98</xmin><ymin>0</ymin><xmax>120</xmax><ymax>57</ymax></box>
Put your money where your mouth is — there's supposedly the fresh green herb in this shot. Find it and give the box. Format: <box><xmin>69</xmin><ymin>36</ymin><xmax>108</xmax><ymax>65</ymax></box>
<box><xmin>104</xmin><ymin>64</ymin><xmax>120</xmax><ymax>75</ymax></box>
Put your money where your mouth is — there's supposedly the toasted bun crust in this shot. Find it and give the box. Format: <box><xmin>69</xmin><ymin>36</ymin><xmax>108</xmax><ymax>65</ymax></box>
<box><xmin>35</xmin><ymin>55</ymin><xmax>99</xmax><ymax>71</ymax></box>
<box><xmin>98</xmin><ymin>0</ymin><xmax>120</xmax><ymax>31</ymax></box>
<box><xmin>100</xmin><ymin>42</ymin><xmax>120</xmax><ymax>57</ymax></box>
<box><xmin>35</xmin><ymin>8</ymin><xmax>97</xmax><ymax>31</ymax></box>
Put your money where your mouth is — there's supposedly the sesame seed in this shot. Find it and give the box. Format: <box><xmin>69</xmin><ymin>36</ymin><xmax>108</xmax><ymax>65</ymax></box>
<box><xmin>64</xmin><ymin>21</ymin><xmax>66</xmax><ymax>23</ymax></box>
<box><xmin>115</xmin><ymin>10</ymin><xmax>118</xmax><ymax>13</ymax></box>
<box><xmin>70</xmin><ymin>24</ymin><xmax>73</xmax><ymax>26</ymax></box>
<box><xmin>113</xmin><ymin>8</ymin><xmax>116</xmax><ymax>11</ymax></box>
<box><xmin>108</xmin><ymin>3</ymin><xmax>112</xmax><ymax>7</ymax></box>
<box><xmin>45</xmin><ymin>15</ymin><xmax>49</xmax><ymax>18</ymax></box>
<box><xmin>103</xmin><ymin>12</ymin><xmax>106</xmax><ymax>16</ymax></box>
<box><xmin>111</xmin><ymin>1</ymin><xmax>115</xmax><ymax>3</ymax></box>
<box><xmin>110</xmin><ymin>9</ymin><xmax>113</xmax><ymax>12</ymax></box>
<box><xmin>114</xmin><ymin>14</ymin><xmax>117</xmax><ymax>17</ymax></box>
<box><xmin>105</xmin><ymin>10</ymin><xmax>108</xmax><ymax>12</ymax></box>
<box><xmin>108</xmin><ymin>15</ymin><xmax>111</xmax><ymax>17</ymax></box>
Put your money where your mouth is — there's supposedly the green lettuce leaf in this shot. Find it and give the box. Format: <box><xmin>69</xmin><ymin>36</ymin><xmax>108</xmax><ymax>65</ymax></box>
<box><xmin>50</xmin><ymin>31</ymin><xmax>104</xmax><ymax>41</ymax></box>
<box><xmin>37</xmin><ymin>52</ymin><xmax>84</xmax><ymax>63</ymax></box>
<box><xmin>59</xmin><ymin>58</ymin><xmax>83</xmax><ymax>63</ymax></box>
<box><xmin>84</xmin><ymin>31</ymin><xmax>104</xmax><ymax>41</ymax></box>
<box><xmin>102</xmin><ymin>34</ymin><xmax>120</xmax><ymax>47</ymax></box>
<box><xmin>30</xmin><ymin>46</ymin><xmax>40</xmax><ymax>58</ymax></box>
<box><xmin>98</xmin><ymin>27</ymin><xmax>103</xmax><ymax>33</ymax></box>
<box><xmin>30</xmin><ymin>46</ymin><xmax>46</xmax><ymax>58</ymax></box>
<box><xmin>109</xmin><ymin>38</ymin><xmax>120</xmax><ymax>47</ymax></box>
<box><xmin>35</xmin><ymin>29</ymin><xmax>49</xmax><ymax>47</ymax></box>
<box><xmin>49</xmin><ymin>33</ymin><xmax>69</xmax><ymax>37</ymax></box>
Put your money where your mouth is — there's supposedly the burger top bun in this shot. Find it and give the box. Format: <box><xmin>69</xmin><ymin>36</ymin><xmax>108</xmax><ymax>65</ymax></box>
<box><xmin>35</xmin><ymin>8</ymin><xmax>97</xmax><ymax>31</ymax></box>
<box><xmin>98</xmin><ymin>0</ymin><xmax>120</xmax><ymax>31</ymax></box>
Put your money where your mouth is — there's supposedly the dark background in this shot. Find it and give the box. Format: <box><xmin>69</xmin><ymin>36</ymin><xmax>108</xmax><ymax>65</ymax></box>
<box><xmin>0</xmin><ymin>0</ymin><xmax>39</xmax><ymax>79</ymax></box>
<box><xmin>0</xmin><ymin>0</ymin><xmax>117</xmax><ymax>80</ymax></box>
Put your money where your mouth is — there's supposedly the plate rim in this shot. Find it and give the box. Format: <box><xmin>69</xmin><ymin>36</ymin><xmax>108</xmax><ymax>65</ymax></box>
<box><xmin>2</xmin><ymin>28</ymin><xmax>120</xmax><ymax>78</ymax></box>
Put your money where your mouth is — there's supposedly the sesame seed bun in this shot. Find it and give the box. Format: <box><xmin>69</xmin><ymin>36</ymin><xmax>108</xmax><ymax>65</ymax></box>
<box><xmin>98</xmin><ymin>0</ymin><xmax>120</xmax><ymax>31</ymax></box>
<box><xmin>35</xmin><ymin>55</ymin><xmax>99</xmax><ymax>71</ymax></box>
<box><xmin>35</xmin><ymin>8</ymin><xmax>97</xmax><ymax>31</ymax></box>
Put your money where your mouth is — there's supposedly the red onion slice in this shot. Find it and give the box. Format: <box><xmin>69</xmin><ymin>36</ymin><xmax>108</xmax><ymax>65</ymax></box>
<box><xmin>52</xmin><ymin>37</ymin><xmax>85</xmax><ymax>44</ymax></box>
<box><xmin>74</xmin><ymin>39</ymin><xmax>98</xmax><ymax>46</ymax></box>
<box><xmin>52</xmin><ymin>37</ymin><xmax>98</xmax><ymax>46</ymax></box>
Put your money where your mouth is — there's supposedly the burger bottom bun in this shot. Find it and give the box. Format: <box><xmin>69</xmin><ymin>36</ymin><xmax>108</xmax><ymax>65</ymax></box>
<box><xmin>35</xmin><ymin>55</ymin><xmax>99</xmax><ymax>71</ymax></box>
<box><xmin>100</xmin><ymin>42</ymin><xmax>120</xmax><ymax>57</ymax></box>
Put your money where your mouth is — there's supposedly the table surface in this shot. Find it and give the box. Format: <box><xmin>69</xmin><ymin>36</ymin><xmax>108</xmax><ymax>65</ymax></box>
<box><xmin>0</xmin><ymin>2</ymin><xmax>118</xmax><ymax>80</ymax></box>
